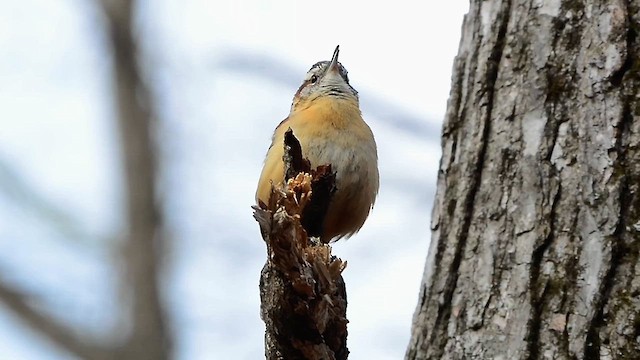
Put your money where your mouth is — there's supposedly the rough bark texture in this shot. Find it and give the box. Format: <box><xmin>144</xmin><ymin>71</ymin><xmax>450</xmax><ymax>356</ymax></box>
<box><xmin>407</xmin><ymin>0</ymin><xmax>640</xmax><ymax>359</ymax></box>
<box><xmin>255</xmin><ymin>131</ymin><xmax>348</xmax><ymax>360</ymax></box>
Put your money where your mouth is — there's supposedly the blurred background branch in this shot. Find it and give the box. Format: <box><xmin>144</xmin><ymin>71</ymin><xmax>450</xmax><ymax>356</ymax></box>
<box><xmin>218</xmin><ymin>52</ymin><xmax>442</xmax><ymax>140</ymax></box>
<box><xmin>0</xmin><ymin>0</ymin><xmax>172</xmax><ymax>358</ymax></box>
<box><xmin>0</xmin><ymin>279</ymin><xmax>112</xmax><ymax>360</ymax></box>
<box><xmin>0</xmin><ymin>156</ymin><xmax>95</xmax><ymax>244</ymax></box>
<box><xmin>0</xmin><ymin>0</ymin><xmax>463</xmax><ymax>358</ymax></box>
<box><xmin>100</xmin><ymin>0</ymin><xmax>171</xmax><ymax>358</ymax></box>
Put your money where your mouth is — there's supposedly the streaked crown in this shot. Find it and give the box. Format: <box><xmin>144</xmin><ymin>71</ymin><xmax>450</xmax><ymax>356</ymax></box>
<box><xmin>291</xmin><ymin>46</ymin><xmax>359</xmax><ymax>111</ymax></box>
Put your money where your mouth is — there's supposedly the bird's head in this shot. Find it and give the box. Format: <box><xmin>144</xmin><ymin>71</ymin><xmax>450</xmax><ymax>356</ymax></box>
<box><xmin>291</xmin><ymin>45</ymin><xmax>359</xmax><ymax>111</ymax></box>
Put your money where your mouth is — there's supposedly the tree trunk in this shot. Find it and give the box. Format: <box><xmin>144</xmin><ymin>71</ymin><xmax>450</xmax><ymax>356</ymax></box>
<box><xmin>407</xmin><ymin>0</ymin><xmax>640</xmax><ymax>359</ymax></box>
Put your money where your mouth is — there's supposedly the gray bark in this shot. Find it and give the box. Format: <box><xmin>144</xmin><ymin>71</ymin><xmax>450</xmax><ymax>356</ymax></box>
<box><xmin>407</xmin><ymin>0</ymin><xmax>640</xmax><ymax>359</ymax></box>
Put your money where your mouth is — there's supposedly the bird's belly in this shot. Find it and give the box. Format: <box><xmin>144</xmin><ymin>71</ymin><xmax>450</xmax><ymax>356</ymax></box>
<box><xmin>304</xmin><ymin>137</ymin><xmax>369</xmax><ymax>189</ymax></box>
<box><xmin>302</xmin><ymin>135</ymin><xmax>378</xmax><ymax>240</ymax></box>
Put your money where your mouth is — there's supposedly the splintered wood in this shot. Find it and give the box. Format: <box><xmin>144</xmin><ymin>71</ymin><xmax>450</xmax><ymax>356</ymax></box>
<box><xmin>253</xmin><ymin>129</ymin><xmax>348</xmax><ymax>360</ymax></box>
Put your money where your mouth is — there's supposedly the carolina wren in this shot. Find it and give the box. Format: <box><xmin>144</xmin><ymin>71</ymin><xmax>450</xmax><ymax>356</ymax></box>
<box><xmin>256</xmin><ymin>46</ymin><xmax>379</xmax><ymax>242</ymax></box>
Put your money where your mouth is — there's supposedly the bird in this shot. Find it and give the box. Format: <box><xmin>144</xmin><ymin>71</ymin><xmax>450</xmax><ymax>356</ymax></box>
<box><xmin>256</xmin><ymin>45</ymin><xmax>379</xmax><ymax>242</ymax></box>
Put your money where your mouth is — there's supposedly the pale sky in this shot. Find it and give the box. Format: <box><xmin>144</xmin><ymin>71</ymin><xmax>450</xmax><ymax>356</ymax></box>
<box><xmin>0</xmin><ymin>1</ymin><xmax>469</xmax><ymax>359</ymax></box>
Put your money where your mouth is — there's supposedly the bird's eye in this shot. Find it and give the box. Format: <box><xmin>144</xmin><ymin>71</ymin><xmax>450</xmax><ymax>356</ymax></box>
<box><xmin>310</xmin><ymin>75</ymin><xmax>318</xmax><ymax>84</ymax></box>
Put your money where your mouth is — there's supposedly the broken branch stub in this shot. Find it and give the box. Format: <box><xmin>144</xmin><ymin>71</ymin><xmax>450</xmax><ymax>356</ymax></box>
<box><xmin>253</xmin><ymin>129</ymin><xmax>348</xmax><ymax>360</ymax></box>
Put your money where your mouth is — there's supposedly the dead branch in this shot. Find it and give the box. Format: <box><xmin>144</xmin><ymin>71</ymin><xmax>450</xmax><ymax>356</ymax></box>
<box><xmin>254</xmin><ymin>130</ymin><xmax>348</xmax><ymax>360</ymax></box>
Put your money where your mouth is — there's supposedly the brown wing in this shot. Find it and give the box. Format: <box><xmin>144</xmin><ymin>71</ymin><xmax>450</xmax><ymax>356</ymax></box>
<box><xmin>256</xmin><ymin>117</ymin><xmax>290</xmax><ymax>203</ymax></box>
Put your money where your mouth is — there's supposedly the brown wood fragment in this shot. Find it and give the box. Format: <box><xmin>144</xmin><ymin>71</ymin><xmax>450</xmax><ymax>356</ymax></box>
<box><xmin>254</xmin><ymin>130</ymin><xmax>348</xmax><ymax>360</ymax></box>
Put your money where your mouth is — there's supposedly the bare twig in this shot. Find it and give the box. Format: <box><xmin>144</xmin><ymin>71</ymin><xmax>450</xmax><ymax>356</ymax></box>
<box><xmin>0</xmin><ymin>157</ymin><xmax>94</xmax><ymax>244</ymax></box>
<box><xmin>0</xmin><ymin>279</ymin><xmax>112</xmax><ymax>360</ymax></box>
<box><xmin>217</xmin><ymin>51</ymin><xmax>440</xmax><ymax>139</ymax></box>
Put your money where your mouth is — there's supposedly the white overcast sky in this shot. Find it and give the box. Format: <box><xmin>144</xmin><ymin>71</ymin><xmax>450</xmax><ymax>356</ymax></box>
<box><xmin>0</xmin><ymin>1</ymin><xmax>469</xmax><ymax>359</ymax></box>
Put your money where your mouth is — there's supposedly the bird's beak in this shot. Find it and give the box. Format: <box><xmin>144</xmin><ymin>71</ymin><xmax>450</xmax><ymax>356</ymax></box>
<box><xmin>328</xmin><ymin>45</ymin><xmax>340</xmax><ymax>73</ymax></box>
